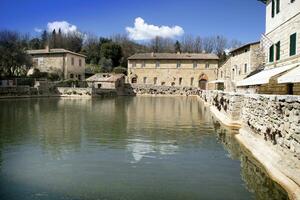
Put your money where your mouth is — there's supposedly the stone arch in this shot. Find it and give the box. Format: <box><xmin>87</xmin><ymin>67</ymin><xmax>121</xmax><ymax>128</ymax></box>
<box><xmin>131</xmin><ymin>74</ymin><xmax>138</xmax><ymax>84</ymax></box>
<box><xmin>198</xmin><ymin>73</ymin><xmax>208</xmax><ymax>90</ymax></box>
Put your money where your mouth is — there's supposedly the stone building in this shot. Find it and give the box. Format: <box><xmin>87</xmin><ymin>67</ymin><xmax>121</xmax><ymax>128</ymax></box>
<box><xmin>217</xmin><ymin>42</ymin><xmax>264</xmax><ymax>91</ymax></box>
<box><xmin>127</xmin><ymin>53</ymin><xmax>219</xmax><ymax>90</ymax></box>
<box><xmin>27</xmin><ymin>47</ymin><xmax>86</xmax><ymax>80</ymax></box>
<box><xmin>86</xmin><ymin>73</ymin><xmax>125</xmax><ymax>89</ymax></box>
<box><xmin>237</xmin><ymin>0</ymin><xmax>300</xmax><ymax>95</ymax></box>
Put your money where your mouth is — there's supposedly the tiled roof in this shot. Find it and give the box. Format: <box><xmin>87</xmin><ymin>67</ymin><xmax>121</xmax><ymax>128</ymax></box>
<box><xmin>229</xmin><ymin>41</ymin><xmax>260</xmax><ymax>53</ymax></box>
<box><xmin>27</xmin><ymin>48</ymin><xmax>86</xmax><ymax>57</ymax></box>
<box><xmin>86</xmin><ymin>73</ymin><xmax>125</xmax><ymax>82</ymax></box>
<box><xmin>128</xmin><ymin>53</ymin><xmax>219</xmax><ymax>60</ymax></box>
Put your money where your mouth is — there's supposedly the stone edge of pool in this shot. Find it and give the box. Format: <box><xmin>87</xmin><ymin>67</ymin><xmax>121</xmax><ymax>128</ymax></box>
<box><xmin>196</xmin><ymin>95</ymin><xmax>300</xmax><ymax>200</ymax></box>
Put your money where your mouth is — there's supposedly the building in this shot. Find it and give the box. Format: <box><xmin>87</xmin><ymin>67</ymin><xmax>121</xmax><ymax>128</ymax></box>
<box><xmin>86</xmin><ymin>73</ymin><xmax>125</xmax><ymax>89</ymax></box>
<box><xmin>217</xmin><ymin>42</ymin><xmax>264</xmax><ymax>91</ymax></box>
<box><xmin>127</xmin><ymin>53</ymin><xmax>219</xmax><ymax>90</ymax></box>
<box><xmin>27</xmin><ymin>46</ymin><xmax>86</xmax><ymax>80</ymax></box>
<box><xmin>236</xmin><ymin>0</ymin><xmax>300</xmax><ymax>94</ymax></box>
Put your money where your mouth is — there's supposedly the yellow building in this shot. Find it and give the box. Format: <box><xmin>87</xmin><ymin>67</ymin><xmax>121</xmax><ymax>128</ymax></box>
<box><xmin>27</xmin><ymin>47</ymin><xmax>86</xmax><ymax>80</ymax></box>
<box><xmin>127</xmin><ymin>53</ymin><xmax>219</xmax><ymax>90</ymax></box>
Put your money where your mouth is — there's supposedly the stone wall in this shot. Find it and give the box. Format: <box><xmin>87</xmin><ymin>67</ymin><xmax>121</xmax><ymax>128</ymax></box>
<box><xmin>199</xmin><ymin>90</ymin><xmax>300</xmax><ymax>158</ymax></box>
<box><xmin>56</xmin><ymin>87</ymin><xmax>92</xmax><ymax>96</ymax></box>
<box><xmin>0</xmin><ymin>86</ymin><xmax>38</xmax><ymax>96</ymax></box>
<box><xmin>130</xmin><ymin>84</ymin><xmax>201</xmax><ymax>96</ymax></box>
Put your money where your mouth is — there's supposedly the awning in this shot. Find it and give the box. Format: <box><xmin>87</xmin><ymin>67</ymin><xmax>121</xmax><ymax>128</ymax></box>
<box><xmin>236</xmin><ymin>63</ymin><xmax>298</xmax><ymax>87</ymax></box>
<box><xmin>209</xmin><ymin>80</ymin><xmax>224</xmax><ymax>84</ymax></box>
<box><xmin>278</xmin><ymin>65</ymin><xmax>300</xmax><ymax>83</ymax></box>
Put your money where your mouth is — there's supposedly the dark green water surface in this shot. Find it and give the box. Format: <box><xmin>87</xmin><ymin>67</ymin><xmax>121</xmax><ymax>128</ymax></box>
<box><xmin>0</xmin><ymin>96</ymin><xmax>288</xmax><ymax>200</ymax></box>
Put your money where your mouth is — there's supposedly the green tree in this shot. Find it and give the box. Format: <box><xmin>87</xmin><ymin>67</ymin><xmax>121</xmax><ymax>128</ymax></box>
<box><xmin>0</xmin><ymin>30</ymin><xmax>32</xmax><ymax>77</ymax></box>
<box><xmin>174</xmin><ymin>40</ymin><xmax>181</xmax><ymax>53</ymax></box>
<box><xmin>100</xmin><ymin>42</ymin><xmax>123</xmax><ymax>67</ymax></box>
<box><xmin>29</xmin><ymin>38</ymin><xmax>42</xmax><ymax>49</ymax></box>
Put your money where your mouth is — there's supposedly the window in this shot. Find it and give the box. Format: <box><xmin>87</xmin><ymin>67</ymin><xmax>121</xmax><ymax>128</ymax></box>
<box><xmin>156</xmin><ymin>61</ymin><xmax>160</xmax><ymax>68</ymax></box>
<box><xmin>190</xmin><ymin>77</ymin><xmax>194</xmax><ymax>86</ymax></box>
<box><xmin>221</xmin><ymin>71</ymin><xmax>223</xmax><ymax>78</ymax></box>
<box><xmin>291</xmin><ymin>0</ymin><xmax>295</xmax><ymax>3</ymax></box>
<box><xmin>244</xmin><ymin>49</ymin><xmax>248</xmax><ymax>53</ymax></box>
<box><xmin>276</xmin><ymin>41</ymin><xmax>281</xmax><ymax>60</ymax></box>
<box><xmin>269</xmin><ymin>45</ymin><xmax>274</xmax><ymax>62</ymax></box>
<box><xmin>276</xmin><ymin>0</ymin><xmax>280</xmax><ymax>14</ymax></box>
<box><xmin>161</xmin><ymin>82</ymin><xmax>165</xmax><ymax>86</ymax></box>
<box><xmin>142</xmin><ymin>61</ymin><xmax>145</xmax><ymax>68</ymax></box>
<box><xmin>179</xmin><ymin>77</ymin><xmax>182</xmax><ymax>85</ymax></box>
<box><xmin>290</xmin><ymin>33</ymin><xmax>297</xmax><ymax>56</ymax></box>
<box><xmin>71</xmin><ymin>57</ymin><xmax>74</xmax><ymax>66</ymax></box>
<box><xmin>271</xmin><ymin>0</ymin><xmax>275</xmax><ymax>18</ymax></box>
<box><xmin>132</xmin><ymin>61</ymin><xmax>136</xmax><ymax>68</ymax></box>
<box><xmin>78</xmin><ymin>75</ymin><xmax>81</xmax><ymax>80</ymax></box>
<box><xmin>154</xmin><ymin>77</ymin><xmax>157</xmax><ymax>85</ymax></box>
<box><xmin>79</xmin><ymin>59</ymin><xmax>82</xmax><ymax>67</ymax></box>
<box><xmin>177</xmin><ymin>61</ymin><xmax>181</xmax><ymax>68</ymax></box>
<box><xmin>70</xmin><ymin>74</ymin><xmax>74</xmax><ymax>78</ymax></box>
<box><xmin>193</xmin><ymin>61</ymin><xmax>197</xmax><ymax>68</ymax></box>
<box><xmin>205</xmin><ymin>63</ymin><xmax>209</xmax><ymax>69</ymax></box>
<box><xmin>244</xmin><ymin>64</ymin><xmax>248</xmax><ymax>74</ymax></box>
<box><xmin>143</xmin><ymin>77</ymin><xmax>147</xmax><ymax>84</ymax></box>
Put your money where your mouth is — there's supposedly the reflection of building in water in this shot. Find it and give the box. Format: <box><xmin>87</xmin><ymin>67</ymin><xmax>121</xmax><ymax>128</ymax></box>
<box><xmin>126</xmin><ymin>139</ymin><xmax>178</xmax><ymax>163</ymax></box>
<box><xmin>213</xmin><ymin>122</ymin><xmax>288</xmax><ymax>200</ymax></box>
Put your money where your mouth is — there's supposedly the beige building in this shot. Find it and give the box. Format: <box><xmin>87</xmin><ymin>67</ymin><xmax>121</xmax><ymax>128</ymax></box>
<box><xmin>127</xmin><ymin>53</ymin><xmax>219</xmax><ymax>90</ymax></box>
<box><xmin>86</xmin><ymin>73</ymin><xmax>125</xmax><ymax>89</ymax></box>
<box><xmin>27</xmin><ymin>47</ymin><xmax>86</xmax><ymax>80</ymax></box>
<box><xmin>236</xmin><ymin>0</ymin><xmax>300</xmax><ymax>95</ymax></box>
<box><xmin>217</xmin><ymin>42</ymin><xmax>264</xmax><ymax>91</ymax></box>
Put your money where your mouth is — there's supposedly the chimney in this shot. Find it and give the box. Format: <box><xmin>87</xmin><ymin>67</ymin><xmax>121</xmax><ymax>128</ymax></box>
<box><xmin>151</xmin><ymin>52</ymin><xmax>154</xmax><ymax>57</ymax></box>
<box><xmin>45</xmin><ymin>44</ymin><xmax>50</xmax><ymax>52</ymax></box>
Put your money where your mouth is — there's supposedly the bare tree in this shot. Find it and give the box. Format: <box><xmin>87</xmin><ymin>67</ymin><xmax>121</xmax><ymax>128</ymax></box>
<box><xmin>202</xmin><ymin>36</ymin><xmax>215</xmax><ymax>53</ymax></box>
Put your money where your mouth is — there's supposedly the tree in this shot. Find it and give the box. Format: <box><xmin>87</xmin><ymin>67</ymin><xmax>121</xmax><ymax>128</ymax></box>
<box><xmin>51</xmin><ymin>29</ymin><xmax>57</xmax><ymax>48</ymax></box>
<box><xmin>99</xmin><ymin>57</ymin><xmax>113</xmax><ymax>72</ymax></box>
<box><xmin>0</xmin><ymin>30</ymin><xmax>32</xmax><ymax>77</ymax></box>
<box><xmin>41</xmin><ymin>30</ymin><xmax>48</xmax><ymax>48</ymax></box>
<box><xmin>29</xmin><ymin>38</ymin><xmax>42</xmax><ymax>49</ymax></box>
<box><xmin>214</xmin><ymin>35</ymin><xmax>228</xmax><ymax>56</ymax></box>
<box><xmin>100</xmin><ymin>42</ymin><xmax>123</xmax><ymax>67</ymax></box>
<box><xmin>202</xmin><ymin>37</ymin><xmax>215</xmax><ymax>53</ymax></box>
<box><xmin>174</xmin><ymin>40</ymin><xmax>181</xmax><ymax>53</ymax></box>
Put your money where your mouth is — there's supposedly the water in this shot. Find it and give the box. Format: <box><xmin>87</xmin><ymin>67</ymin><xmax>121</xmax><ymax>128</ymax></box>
<box><xmin>0</xmin><ymin>96</ymin><xmax>288</xmax><ymax>200</ymax></box>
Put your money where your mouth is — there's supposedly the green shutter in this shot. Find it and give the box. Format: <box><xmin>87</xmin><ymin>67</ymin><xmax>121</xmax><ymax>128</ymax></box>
<box><xmin>271</xmin><ymin>0</ymin><xmax>275</xmax><ymax>18</ymax></box>
<box><xmin>269</xmin><ymin>45</ymin><xmax>274</xmax><ymax>62</ymax></box>
<box><xmin>290</xmin><ymin>33</ymin><xmax>297</xmax><ymax>56</ymax></box>
<box><xmin>276</xmin><ymin>41</ymin><xmax>280</xmax><ymax>61</ymax></box>
<box><xmin>276</xmin><ymin>0</ymin><xmax>280</xmax><ymax>14</ymax></box>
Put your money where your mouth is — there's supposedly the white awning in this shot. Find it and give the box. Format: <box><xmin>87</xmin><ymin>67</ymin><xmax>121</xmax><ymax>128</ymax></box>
<box><xmin>209</xmin><ymin>80</ymin><xmax>224</xmax><ymax>84</ymax></box>
<box><xmin>236</xmin><ymin>63</ymin><xmax>298</xmax><ymax>87</ymax></box>
<box><xmin>278</xmin><ymin>65</ymin><xmax>300</xmax><ymax>83</ymax></box>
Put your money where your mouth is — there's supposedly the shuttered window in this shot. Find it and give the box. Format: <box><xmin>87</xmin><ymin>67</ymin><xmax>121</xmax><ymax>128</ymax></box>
<box><xmin>276</xmin><ymin>41</ymin><xmax>281</xmax><ymax>61</ymax></box>
<box><xmin>271</xmin><ymin>0</ymin><xmax>275</xmax><ymax>18</ymax></box>
<box><xmin>269</xmin><ymin>45</ymin><xmax>274</xmax><ymax>62</ymax></box>
<box><xmin>276</xmin><ymin>0</ymin><xmax>280</xmax><ymax>14</ymax></box>
<box><xmin>290</xmin><ymin>33</ymin><xmax>297</xmax><ymax>56</ymax></box>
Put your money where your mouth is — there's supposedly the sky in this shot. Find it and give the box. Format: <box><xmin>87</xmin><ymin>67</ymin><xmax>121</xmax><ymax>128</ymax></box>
<box><xmin>0</xmin><ymin>0</ymin><xmax>266</xmax><ymax>43</ymax></box>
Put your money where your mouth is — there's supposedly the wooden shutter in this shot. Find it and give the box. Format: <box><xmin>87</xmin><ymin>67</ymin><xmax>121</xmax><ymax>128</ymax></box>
<box><xmin>269</xmin><ymin>45</ymin><xmax>274</xmax><ymax>62</ymax></box>
<box><xmin>290</xmin><ymin>33</ymin><xmax>297</xmax><ymax>56</ymax></box>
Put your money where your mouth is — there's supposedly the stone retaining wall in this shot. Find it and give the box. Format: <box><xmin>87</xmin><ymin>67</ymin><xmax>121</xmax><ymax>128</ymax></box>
<box><xmin>130</xmin><ymin>84</ymin><xmax>201</xmax><ymax>96</ymax></box>
<box><xmin>0</xmin><ymin>86</ymin><xmax>38</xmax><ymax>96</ymax></box>
<box><xmin>199</xmin><ymin>90</ymin><xmax>300</xmax><ymax>158</ymax></box>
<box><xmin>56</xmin><ymin>87</ymin><xmax>92</xmax><ymax>96</ymax></box>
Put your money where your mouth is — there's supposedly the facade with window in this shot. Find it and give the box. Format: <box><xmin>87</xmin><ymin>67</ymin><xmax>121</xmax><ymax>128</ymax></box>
<box><xmin>128</xmin><ymin>53</ymin><xmax>219</xmax><ymax>89</ymax></box>
<box><xmin>236</xmin><ymin>0</ymin><xmax>300</xmax><ymax>95</ymax></box>
<box><xmin>27</xmin><ymin>47</ymin><xmax>86</xmax><ymax>80</ymax></box>
<box><xmin>264</xmin><ymin>0</ymin><xmax>300</xmax><ymax>68</ymax></box>
<box><xmin>217</xmin><ymin>42</ymin><xmax>264</xmax><ymax>91</ymax></box>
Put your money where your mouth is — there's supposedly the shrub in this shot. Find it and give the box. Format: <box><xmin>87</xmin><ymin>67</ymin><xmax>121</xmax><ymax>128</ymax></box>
<box><xmin>113</xmin><ymin>66</ymin><xmax>127</xmax><ymax>75</ymax></box>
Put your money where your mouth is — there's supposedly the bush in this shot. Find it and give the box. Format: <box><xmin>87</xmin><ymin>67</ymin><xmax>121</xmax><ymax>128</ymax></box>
<box><xmin>48</xmin><ymin>73</ymin><xmax>60</xmax><ymax>81</ymax></box>
<box><xmin>113</xmin><ymin>66</ymin><xmax>127</xmax><ymax>75</ymax></box>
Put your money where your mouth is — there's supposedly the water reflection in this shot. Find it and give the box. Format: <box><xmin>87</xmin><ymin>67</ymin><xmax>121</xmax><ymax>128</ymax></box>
<box><xmin>0</xmin><ymin>97</ymin><xmax>289</xmax><ymax>200</ymax></box>
<box><xmin>212</xmin><ymin>120</ymin><xmax>289</xmax><ymax>200</ymax></box>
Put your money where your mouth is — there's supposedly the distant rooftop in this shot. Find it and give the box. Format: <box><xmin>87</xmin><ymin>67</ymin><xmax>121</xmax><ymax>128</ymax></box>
<box><xmin>27</xmin><ymin>48</ymin><xmax>86</xmax><ymax>57</ymax></box>
<box><xmin>86</xmin><ymin>73</ymin><xmax>125</xmax><ymax>82</ymax></box>
<box><xmin>128</xmin><ymin>53</ymin><xmax>219</xmax><ymax>60</ymax></box>
<box><xmin>230</xmin><ymin>41</ymin><xmax>260</xmax><ymax>53</ymax></box>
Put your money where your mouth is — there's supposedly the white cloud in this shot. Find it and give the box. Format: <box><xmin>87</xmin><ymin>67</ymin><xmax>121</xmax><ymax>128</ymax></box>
<box><xmin>34</xmin><ymin>28</ymin><xmax>42</xmax><ymax>33</ymax></box>
<box><xmin>126</xmin><ymin>17</ymin><xmax>184</xmax><ymax>40</ymax></box>
<box><xmin>47</xmin><ymin>21</ymin><xmax>78</xmax><ymax>34</ymax></box>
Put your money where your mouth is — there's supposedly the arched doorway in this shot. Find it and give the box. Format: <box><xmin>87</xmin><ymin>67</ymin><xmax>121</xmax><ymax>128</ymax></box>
<box><xmin>131</xmin><ymin>75</ymin><xmax>138</xmax><ymax>84</ymax></box>
<box><xmin>198</xmin><ymin>74</ymin><xmax>208</xmax><ymax>90</ymax></box>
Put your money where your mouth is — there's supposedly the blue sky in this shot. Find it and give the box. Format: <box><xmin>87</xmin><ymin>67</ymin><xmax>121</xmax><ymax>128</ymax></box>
<box><xmin>0</xmin><ymin>0</ymin><xmax>266</xmax><ymax>43</ymax></box>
